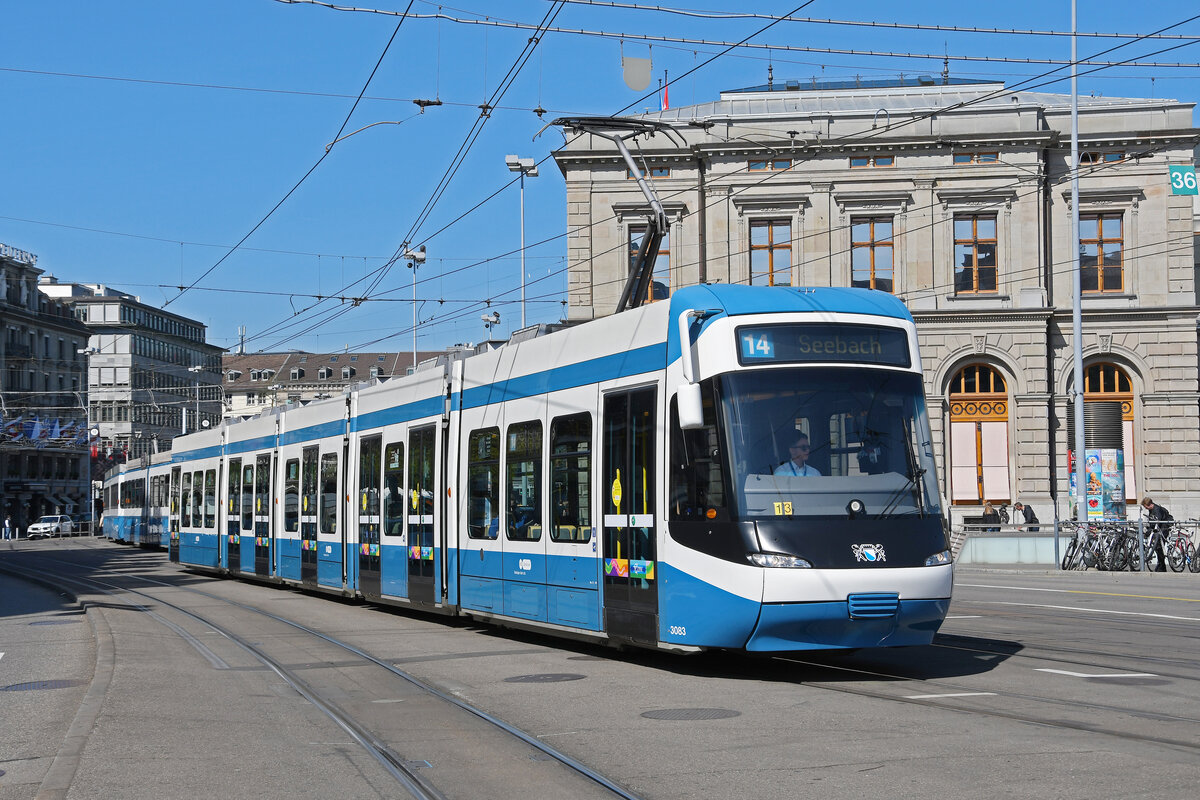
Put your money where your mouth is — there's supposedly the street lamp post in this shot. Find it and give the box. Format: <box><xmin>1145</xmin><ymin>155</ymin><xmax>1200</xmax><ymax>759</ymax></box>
<box><xmin>505</xmin><ymin>155</ymin><xmax>538</xmax><ymax>329</ymax></box>
<box><xmin>404</xmin><ymin>246</ymin><xmax>426</xmax><ymax>370</ymax></box>
<box><xmin>186</xmin><ymin>365</ymin><xmax>203</xmax><ymax>434</ymax></box>
<box><xmin>77</xmin><ymin>347</ymin><xmax>100</xmax><ymax>532</ymax></box>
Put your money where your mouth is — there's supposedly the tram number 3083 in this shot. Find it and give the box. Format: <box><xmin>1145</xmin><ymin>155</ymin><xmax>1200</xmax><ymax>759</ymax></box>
<box><xmin>669</xmin><ymin>625</ymin><xmax>687</xmax><ymax>637</ymax></box>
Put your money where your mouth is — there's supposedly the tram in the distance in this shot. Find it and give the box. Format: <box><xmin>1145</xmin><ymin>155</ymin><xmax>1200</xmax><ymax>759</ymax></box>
<box><xmin>103</xmin><ymin>285</ymin><xmax>952</xmax><ymax>653</ymax></box>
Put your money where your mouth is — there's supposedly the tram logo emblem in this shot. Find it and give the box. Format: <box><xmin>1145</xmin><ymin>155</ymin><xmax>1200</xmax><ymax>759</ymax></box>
<box><xmin>851</xmin><ymin>544</ymin><xmax>886</xmax><ymax>563</ymax></box>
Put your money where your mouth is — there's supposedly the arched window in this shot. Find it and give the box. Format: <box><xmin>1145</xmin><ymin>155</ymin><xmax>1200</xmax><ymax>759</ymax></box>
<box><xmin>948</xmin><ymin>365</ymin><xmax>1010</xmax><ymax>505</ymax></box>
<box><xmin>1084</xmin><ymin>362</ymin><xmax>1136</xmax><ymax>502</ymax></box>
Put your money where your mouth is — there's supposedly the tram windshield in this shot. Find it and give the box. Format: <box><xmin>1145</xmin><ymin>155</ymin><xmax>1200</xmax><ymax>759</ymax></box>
<box><xmin>671</xmin><ymin>367</ymin><xmax>941</xmax><ymax>521</ymax></box>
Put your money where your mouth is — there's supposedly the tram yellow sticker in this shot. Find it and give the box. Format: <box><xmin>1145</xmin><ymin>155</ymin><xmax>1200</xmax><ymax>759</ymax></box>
<box><xmin>611</xmin><ymin>469</ymin><xmax>622</xmax><ymax>512</ymax></box>
<box><xmin>302</xmin><ymin>496</ymin><xmax>309</xmax><ymax>513</ymax></box>
<box><xmin>411</xmin><ymin>488</ymin><xmax>419</xmax><ymax>510</ymax></box>
<box><xmin>362</xmin><ymin>493</ymin><xmax>368</xmax><ymax>512</ymax></box>
<box><xmin>773</xmin><ymin>502</ymin><xmax>793</xmax><ymax>516</ymax></box>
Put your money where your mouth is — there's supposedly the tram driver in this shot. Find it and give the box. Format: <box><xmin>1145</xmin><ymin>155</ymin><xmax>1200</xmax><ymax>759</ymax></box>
<box><xmin>774</xmin><ymin>433</ymin><xmax>822</xmax><ymax>477</ymax></box>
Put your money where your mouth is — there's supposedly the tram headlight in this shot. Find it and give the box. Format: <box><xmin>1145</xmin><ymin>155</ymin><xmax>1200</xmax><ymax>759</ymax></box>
<box><xmin>924</xmin><ymin>549</ymin><xmax>952</xmax><ymax>566</ymax></box>
<box><xmin>749</xmin><ymin>553</ymin><xmax>813</xmax><ymax>569</ymax></box>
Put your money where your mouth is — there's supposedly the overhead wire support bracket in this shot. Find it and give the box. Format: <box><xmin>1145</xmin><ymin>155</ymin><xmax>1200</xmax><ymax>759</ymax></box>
<box><xmin>549</xmin><ymin>116</ymin><xmax>684</xmax><ymax>314</ymax></box>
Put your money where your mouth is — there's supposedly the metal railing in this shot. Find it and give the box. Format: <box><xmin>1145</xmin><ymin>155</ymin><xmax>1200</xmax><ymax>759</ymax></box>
<box><xmin>956</xmin><ymin>518</ymin><xmax>1200</xmax><ymax>573</ymax></box>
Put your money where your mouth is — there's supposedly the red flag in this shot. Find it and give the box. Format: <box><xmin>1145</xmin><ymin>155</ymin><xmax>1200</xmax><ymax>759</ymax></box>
<box><xmin>662</xmin><ymin>71</ymin><xmax>669</xmax><ymax>110</ymax></box>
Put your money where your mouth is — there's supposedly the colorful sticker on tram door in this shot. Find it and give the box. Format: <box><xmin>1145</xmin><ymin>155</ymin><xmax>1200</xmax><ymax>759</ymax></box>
<box><xmin>629</xmin><ymin>560</ymin><xmax>655</xmax><ymax>580</ymax></box>
<box><xmin>604</xmin><ymin>558</ymin><xmax>629</xmax><ymax>577</ymax></box>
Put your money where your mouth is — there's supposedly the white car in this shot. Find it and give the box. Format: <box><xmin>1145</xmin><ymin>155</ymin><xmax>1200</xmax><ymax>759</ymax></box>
<box><xmin>26</xmin><ymin>514</ymin><xmax>74</xmax><ymax>539</ymax></box>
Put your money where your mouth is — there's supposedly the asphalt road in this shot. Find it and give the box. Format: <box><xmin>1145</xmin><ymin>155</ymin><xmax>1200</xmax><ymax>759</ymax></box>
<box><xmin>3</xmin><ymin>538</ymin><xmax>1199</xmax><ymax>799</ymax></box>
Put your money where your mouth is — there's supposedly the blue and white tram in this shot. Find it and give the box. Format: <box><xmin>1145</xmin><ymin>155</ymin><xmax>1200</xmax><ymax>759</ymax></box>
<box><xmin>100</xmin><ymin>454</ymin><xmax>170</xmax><ymax>546</ymax></box>
<box><xmin>158</xmin><ymin>285</ymin><xmax>950</xmax><ymax>653</ymax></box>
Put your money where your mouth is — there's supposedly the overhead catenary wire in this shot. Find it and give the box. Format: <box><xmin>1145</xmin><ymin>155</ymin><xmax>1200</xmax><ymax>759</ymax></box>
<box><xmin>274</xmin><ymin>1</ymin><xmax>1200</xmax><ymax>69</ymax></box>
<box><xmin>267</xmin><ymin>11</ymin><xmax>1196</xmax><ymax>351</ymax></box>
<box><xmin>165</xmin><ymin>3</ymin><xmax>416</xmax><ymax>308</ymax></box>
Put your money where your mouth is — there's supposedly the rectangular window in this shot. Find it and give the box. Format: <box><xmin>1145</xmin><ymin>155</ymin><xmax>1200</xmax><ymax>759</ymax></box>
<box><xmin>204</xmin><ymin>469</ymin><xmax>216</xmax><ymax>529</ymax></box>
<box><xmin>850</xmin><ymin>217</ymin><xmax>894</xmax><ymax>293</ymax></box>
<box><xmin>256</xmin><ymin>455</ymin><xmax>270</xmax><ymax>518</ymax></box>
<box><xmin>953</xmin><ymin>214</ymin><xmax>998</xmax><ymax>294</ymax></box>
<box><xmin>953</xmin><ymin>152</ymin><xmax>999</xmax><ymax>164</ymax></box>
<box><xmin>383</xmin><ymin>442</ymin><xmax>404</xmax><ymax>537</ymax></box>
<box><xmin>192</xmin><ymin>471</ymin><xmax>204</xmax><ymax>529</ymax></box>
<box><xmin>748</xmin><ymin>159</ymin><xmax>792</xmax><ymax>171</ymax></box>
<box><xmin>181</xmin><ymin>472</ymin><xmax>192</xmax><ymax>527</ymax></box>
<box><xmin>467</xmin><ymin>428</ymin><xmax>500</xmax><ymax>539</ymax></box>
<box><xmin>1080</xmin><ymin>213</ymin><xmax>1123</xmax><ymax>293</ymax></box>
<box><xmin>628</xmin><ymin>225</ymin><xmax>670</xmax><ymax>303</ymax></box>
<box><xmin>850</xmin><ymin>155</ymin><xmax>893</xmax><ymax>168</ymax></box>
<box><xmin>626</xmin><ymin>166</ymin><xmax>670</xmax><ymax>179</ymax></box>
<box><xmin>359</xmin><ymin>436</ymin><xmax>381</xmax><ymax>518</ymax></box>
<box><xmin>319</xmin><ymin>453</ymin><xmax>338</xmax><ymax>534</ymax></box>
<box><xmin>506</xmin><ymin>421</ymin><xmax>542</xmax><ymax>541</ymax></box>
<box><xmin>241</xmin><ymin>464</ymin><xmax>254</xmax><ymax>530</ymax></box>
<box><xmin>228</xmin><ymin>458</ymin><xmax>241</xmax><ymax>525</ymax></box>
<box><xmin>550</xmin><ymin>413</ymin><xmax>591</xmax><ymax>542</ymax></box>
<box><xmin>284</xmin><ymin>458</ymin><xmax>299</xmax><ymax>532</ymax></box>
<box><xmin>749</xmin><ymin>220</ymin><xmax>792</xmax><ymax>287</ymax></box>
<box><xmin>302</xmin><ymin>447</ymin><xmax>318</xmax><ymax>522</ymax></box>
<box><xmin>1080</xmin><ymin>151</ymin><xmax>1124</xmax><ymax>165</ymax></box>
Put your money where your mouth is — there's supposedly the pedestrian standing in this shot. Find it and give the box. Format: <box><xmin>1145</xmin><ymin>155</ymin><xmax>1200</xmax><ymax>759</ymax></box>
<box><xmin>1141</xmin><ymin>497</ymin><xmax>1171</xmax><ymax>572</ymax></box>
<box><xmin>1013</xmin><ymin>501</ymin><xmax>1040</xmax><ymax>532</ymax></box>
<box><xmin>2</xmin><ymin>514</ymin><xmax>11</xmax><ymax>540</ymax></box>
<box><xmin>981</xmin><ymin>502</ymin><xmax>1001</xmax><ymax>532</ymax></box>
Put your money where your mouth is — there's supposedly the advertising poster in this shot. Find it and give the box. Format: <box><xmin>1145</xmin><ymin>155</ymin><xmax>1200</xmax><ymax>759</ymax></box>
<box><xmin>1101</xmin><ymin>448</ymin><xmax>1126</xmax><ymax>520</ymax></box>
<box><xmin>1085</xmin><ymin>448</ymin><xmax>1126</xmax><ymax>520</ymax></box>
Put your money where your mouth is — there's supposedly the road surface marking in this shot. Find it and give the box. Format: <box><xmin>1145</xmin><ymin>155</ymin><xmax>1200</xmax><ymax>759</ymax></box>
<box><xmin>987</xmin><ymin>600</ymin><xmax>1200</xmax><ymax>622</ymax></box>
<box><xmin>904</xmin><ymin>692</ymin><xmax>996</xmax><ymax>699</ymax></box>
<box><xmin>1036</xmin><ymin>668</ymin><xmax>1157</xmax><ymax>678</ymax></box>
<box><xmin>959</xmin><ymin>583</ymin><xmax>1200</xmax><ymax>603</ymax></box>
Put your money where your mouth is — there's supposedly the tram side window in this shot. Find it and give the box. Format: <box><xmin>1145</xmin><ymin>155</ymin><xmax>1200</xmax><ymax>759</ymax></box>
<box><xmin>382</xmin><ymin>442</ymin><xmax>404</xmax><ymax>537</ymax></box>
<box><xmin>669</xmin><ymin>383</ymin><xmax>729</xmax><ymax>521</ymax></box>
<box><xmin>319</xmin><ymin>453</ymin><xmax>338</xmax><ymax>534</ymax></box>
<box><xmin>467</xmin><ymin>428</ymin><xmax>500</xmax><ymax>539</ymax></box>
<box><xmin>228</xmin><ymin>459</ymin><xmax>241</xmax><ymax>520</ymax></box>
<box><xmin>181</xmin><ymin>473</ymin><xmax>192</xmax><ymax>527</ymax></box>
<box><xmin>506</xmin><ymin>421</ymin><xmax>542</xmax><ymax>541</ymax></box>
<box><xmin>302</xmin><ymin>448</ymin><xmax>318</xmax><ymax>521</ymax></box>
<box><xmin>191</xmin><ymin>471</ymin><xmax>203</xmax><ymax>529</ymax></box>
<box><xmin>256</xmin><ymin>454</ymin><xmax>271</xmax><ymax>516</ymax></box>
<box><xmin>284</xmin><ymin>458</ymin><xmax>299</xmax><ymax>532</ymax></box>
<box><xmin>241</xmin><ymin>464</ymin><xmax>254</xmax><ymax>530</ymax></box>
<box><xmin>133</xmin><ymin>479</ymin><xmax>145</xmax><ymax>509</ymax></box>
<box><xmin>550</xmin><ymin>413</ymin><xmax>592</xmax><ymax>542</ymax></box>
<box><xmin>359</xmin><ymin>437</ymin><xmax>381</xmax><ymax>517</ymax></box>
<box><xmin>204</xmin><ymin>470</ymin><xmax>216</xmax><ymax>529</ymax></box>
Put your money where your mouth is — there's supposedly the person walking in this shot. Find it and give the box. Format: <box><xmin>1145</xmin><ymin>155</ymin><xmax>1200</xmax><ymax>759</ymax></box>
<box><xmin>1013</xmin><ymin>501</ymin><xmax>1039</xmax><ymax>532</ymax></box>
<box><xmin>1141</xmin><ymin>497</ymin><xmax>1171</xmax><ymax>572</ymax></box>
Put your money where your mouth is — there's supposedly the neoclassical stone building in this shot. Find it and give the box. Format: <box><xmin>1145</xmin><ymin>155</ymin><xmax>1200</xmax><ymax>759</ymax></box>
<box><xmin>552</xmin><ymin>77</ymin><xmax>1200</xmax><ymax>523</ymax></box>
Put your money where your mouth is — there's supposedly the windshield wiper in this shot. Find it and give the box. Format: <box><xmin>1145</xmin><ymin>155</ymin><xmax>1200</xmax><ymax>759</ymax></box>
<box><xmin>876</xmin><ymin>419</ymin><xmax>927</xmax><ymax>518</ymax></box>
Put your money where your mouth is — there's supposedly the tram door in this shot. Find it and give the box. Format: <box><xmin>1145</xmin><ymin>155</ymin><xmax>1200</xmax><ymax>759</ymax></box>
<box><xmin>227</xmin><ymin>459</ymin><xmax>243</xmax><ymax>573</ymax></box>
<box><xmin>601</xmin><ymin>388</ymin><xmax>659</xmax><ymax>644</ymax></box>
<box><xmin>300</xmin><ymin>445</ymin><xmax>319</xmax><ymax>588</ymax></box>
<box><xmin>407</xmin><ymin>426</ymin><xmax>437</xmax><ymax>605</ymax></box>
<box><xmin>254</xmin><ymin>453</ymin><xmax>272</xmax><ymax>577</ymax></box>
<box><xmin>358</xmin><ymin>436</ymin><xmax>383</xmax><ymax>599</ymax></box>
<box><xmin>238</xmin><ymin>461</ymin><xmax>255</xmax><ymax>573</ymax></box>
<box><xmin>168</xmin><ymin>466</ymin><xmax>181</xmax><ymax>562</ymax></box>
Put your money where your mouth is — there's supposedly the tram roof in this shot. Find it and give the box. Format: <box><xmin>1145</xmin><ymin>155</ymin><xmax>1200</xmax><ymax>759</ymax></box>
<box><xmin>671</xmin><ymin>284</ymin><xmax>913</xmax><ymax>322</ymax></box>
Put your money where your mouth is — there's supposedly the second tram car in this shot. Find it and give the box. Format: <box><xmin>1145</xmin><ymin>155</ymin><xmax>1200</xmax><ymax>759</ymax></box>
<box><xmin>106</xmin><ymin>285</ymin><xmax>952</xmax><ymax>652</ymax></box>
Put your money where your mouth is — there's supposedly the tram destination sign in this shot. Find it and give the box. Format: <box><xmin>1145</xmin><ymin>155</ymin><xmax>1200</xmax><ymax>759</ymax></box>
<box><xmin>737</xmin><ymin>323</ymin><xmax>911</xmax><ymax>367</ymax></box>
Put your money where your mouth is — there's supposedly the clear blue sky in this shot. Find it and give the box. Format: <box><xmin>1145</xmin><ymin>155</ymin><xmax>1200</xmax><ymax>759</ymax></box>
<box><xmin>3</xmin><ymin>0</ymin><xmax>1197</xmax><ymax>354</ymax></box>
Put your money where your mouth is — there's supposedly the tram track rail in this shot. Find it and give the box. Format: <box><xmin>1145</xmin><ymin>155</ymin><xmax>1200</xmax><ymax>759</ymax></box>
<box><xmin>1</xmin><ymin>547</ymin><xmax>642</xmax><ymax>800</ymax></box>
